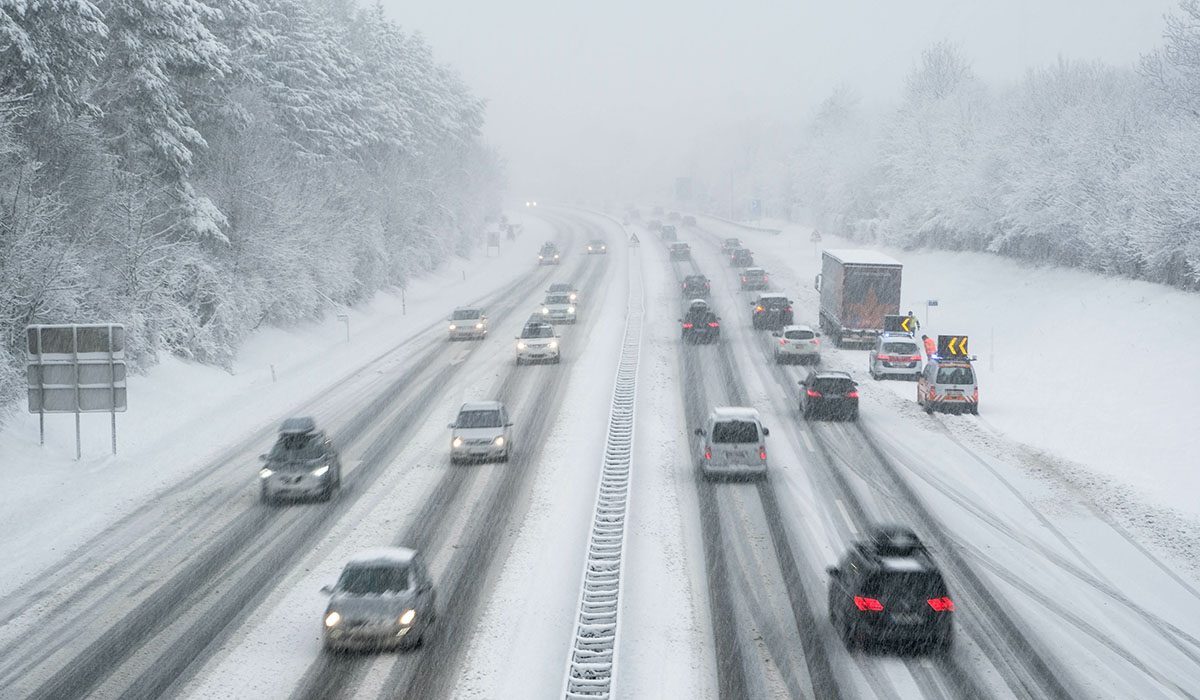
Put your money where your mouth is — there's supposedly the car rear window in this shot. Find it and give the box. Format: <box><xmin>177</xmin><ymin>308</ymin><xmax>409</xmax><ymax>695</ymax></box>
<box><xmin>451</xmin><ymin>309</ymin><xmax>481</xmax><ymax>320</ymax></box>
<box><xmin>456</xmin><ymin>410</ymin><xmax>501</xmax><ymax>428</ymax></box>
<box><xmin>863</xmin><ymin>572</ymin><xmax>944</xmax><ymax>600</ymax></box>
<box><xmin>785</xmin><ymin>330</ymin><xmax>815</xmax><ymax>340</ymax></box>
<box><xmin>521</xmin><ymin>325</ymin><xmax>554</xmax><ymax>338</ymax></box>
<box><xmin>338</xmin><ymin>565</ymin><xmax>410</xmax><ymax>595</ymax></box>
<box><xmin>936</xmin><ymin>366</ymin><xmax>975</xmax><ymax>385</ymax></box>
<box><xmin>812</xmin><ymin>378</ymin><xmax>855</xmax><ymax>394</ymax></box>
<box><xmin>759</xmin><ymin>297</ymin><xmax>788</xmax><ymax>308</ymax></box>
<box><xmin>711</xmin><ymin>420</ymin><xmax>759</xmax><ymax>443</ymax></box>
<box><xmin>883</xmin><ymin>342</ymin><xmax>918</xmax><ymax>354</ymax></box>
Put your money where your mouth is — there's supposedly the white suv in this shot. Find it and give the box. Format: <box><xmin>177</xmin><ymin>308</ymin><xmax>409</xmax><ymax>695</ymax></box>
<box><xmin>693</xmin><ymin>407</ymin><xmax>770</xmax><ymax>480</ymax></box>
<box><xmin>515</xmin><ymin>322</ymin><xmax>560</xmax><ymax>364</ymax></box>
<box><xmin>541</xmin><ymin>293</ymin><xmax>577</xmax><ymax>324</ymax></box>
<box><xmin>772</xmin><ymin>325</ymin><xmax>821</xmax><ymax>364</ymax></box>
<box><xmin>448</xmin><ymin>307</ymin><xmax>488</xmax><ymax>340</ymax></box>
<box><xmin>917</xmin><ymin>359</ymin><xmax>979</xmax><ymax>414</ymax></box>
<box><xmin>449</xmin><ymin>401</ymin><xmax>513</xmax><ymax>463</ymax></box>
<box><xmin>869</xmin><ymin>333</ymin><xmax>923</xmax><ymax>380</ymax></box>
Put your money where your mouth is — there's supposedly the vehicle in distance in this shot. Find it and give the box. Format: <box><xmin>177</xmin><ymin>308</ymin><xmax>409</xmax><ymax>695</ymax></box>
<box><xmin>751</xmin><ymin>293</ymin><xmax>793</xmax><ymax>330</ymax></box>
<box><xmin>799</xmin><ymin>370</ymin><xmax>859</xmax><ymax>421</ymax></box>
<box><xmin>546</xmin><ymin>282</ymin><xmax>578</xmax><ymax>303</ymax></box>
<box><xmin>647</xmin><ymin>219</ymin><xmax>663</xmax><ymax>231</ymax></box>
<box><xmin>516</xmin><ymin>322</ymin><xmax>560</xmax><ymax>364</ymax></box>
<box><xmin>729</xmin><ymin>247</ymin><xmax>754</xmax><ymax>267</ymax></box>
<box><xmin>586</xmin><ymin>239</ymin><xmax>607</xmax><ymax>254</ymax></box>
<box><xmin>447</xmin><ymin>307</ymin><xmax>488</xmax><ymax>341</ymax></box>
<box><xmin>694</xmin><ymin>407</ymin><xmax>769</xmax><ymax>480</ymax></box>
<box><xmin>525</xmin><ymin>200</ymin><xmax>538</xmax><ymax>208</ymax></box>
<box><xmin>773</xmin><ymin>325</ymin><xmax>821</xmax><ymax>364</ymax></box>
<box><xmin>538</xmin><ymin>242</ymin><xmax>561</xmax><ymax>265</ymax></box>
<box><xmin>815</xmin><ymin>249</ymin><xmax>902</xmax><ymax>347</ymax></box>
<box><xmin>681</xmin><ymin>274</ymin><xmax>711</xmax><ymax>298</ymax></box>
<box><xmin>322</xmin><ymin>547</ymin><xmax>437</xmax><ymax>652</ymax></box>
<box><xmin>541</xmin><ymin>292</ymin><xmax>577</xmax><ymax>324</ymax></box>
<box><xmin>740</xmin><ymin>267</ymin><xmax>769</xmax><ymax>290</ymax></box>
<box><xmin>660</xmin><ymin>224</ymin><xmax>678</xmax><ymax>241</ymax></box>
<box><xmin>259</xmin><ymin>417</ymin><xmax>342</xmax><ymax>503</ymax></box>
<box><xmin>667</xmin><ymin>211</ymin><xmax>681</xmax><ymax>221</ymax></box>
<box><xmin>668</xmin><ymin>242</ymin><xmax>690</xmax><ymax>260</ymax></box>
<box><xmin>918</xmin><ymin>357</ymin><xmax>978</xmax><ymax>414</ymax></box>
<box><xmin>449</xmin><ymin>401</ymin><xmax>512</xmax><ymax>463</ymax></box>
<box><xmin>870</xmin><ymin>333</ymin><xmax>922</xmax><ymax>380</ymax></box>
<box><xmin>681</xmin><ymin>299</ymin><xmax>720</xmax><ymax>344</ymax></box>
<box><xmin>682</xmin><ymin>215</ymin><xmax>697</xmax><ymax>226</ymax></box>
<box><xmin>827</xmin><ymin>526</ymin><xmax>953</xmax><ymax>653</ymax></box>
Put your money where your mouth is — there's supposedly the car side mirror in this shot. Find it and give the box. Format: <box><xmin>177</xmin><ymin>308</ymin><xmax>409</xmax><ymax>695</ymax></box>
<box><xmin>693</xmin><ymin>428</ymin><xmax>705</xmax><ymax>437</ymax></box>
<box><xmin>826</xmin><ymin>566</ymin><xmax>839</xmax><ymax>577</ymax></box>
<box><xmin>762</xmin><ymin>427</ymin><xmax>770</xmax><ymax>436</ymax></box>
<box><xmin>815</xmin><ymin>332</ymin><xmax>822</xmax><ymax>337</ymax></box>
<box><xmin>772</xmin><ymin>331</ymin><xmax>781</xmax><ymax>337</ymax></box>
<box><xmin>320</xmin><ymin>584</ymin><xmax>334</xmax><ymax>595</ymax></box>
<box><xmin>259</xmin><ymin>454</ymin><xmax>268</xmax><ymax>461</ymax></box>
<box><xmin>447</xmin><ymin>422</ymin><xmax>456</xmax><ymax>429</ymax></box>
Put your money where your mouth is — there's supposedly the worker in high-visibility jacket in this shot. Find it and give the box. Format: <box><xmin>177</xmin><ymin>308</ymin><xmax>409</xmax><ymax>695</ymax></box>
<box><xmin>922</xmin><ymin>334</ymin><xmax>936</xmax><ymax>358</ymax></box>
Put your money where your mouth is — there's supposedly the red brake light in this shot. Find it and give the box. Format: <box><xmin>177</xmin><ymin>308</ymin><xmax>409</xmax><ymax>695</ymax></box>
<box><xmin>927</xmin><ymin>597</ymin><xmax>955</xmax><ymax>612</ymax></box>
<box><xmin>806</xmin><ymin>389</ymin><xmax>822</xmax><ymax>398</ymax></box>
<box><xmin>704</xmin><ymin>448</ymin><xmax>711</xmax><ymax>460</ymax></box>
<box><xmin>785</xmin><ymin>306</ymin><xmax>793</xmax><ymax>312</ymax></box>
<box><xmin>759</xmin><ymin>447</ymin><xmax>767</xmax><ymax>460</ymax></box>
<box><xmin>682</xmin><ymin>322</ymin><xmax>694</xmax><ymax>329</ymax></box>
<box><xmin>741</xmin><ymin>276</ymin><xmax>746</xmax><ymax>282</ymax></box>
<box><xmin>708</xmin><ymin>322</ymin><xmax>719</xmax><ymax>328</ymax></box>
<box><xmin>854</xmin><ymin>596</ymin><xmax>884</xmax><ymax>612</ymax></box>
<box><xmin>973</xmin><ymin>389</ymin><xmax>979</xmax><ymax>401</ymax></box>
<box><xmin>909</xmin><ymin>355</ymin><xmax>921</xmax><ymax>362</ymax></box>
<box><xmin>847</xmin><ymin>390</ymin><xmax>859</xmax><ymax>399</ymax></box>
<box><xmin>779</xmin><ymin>338</ymin><xmax>787</xmax><ymax>346</ymax></box>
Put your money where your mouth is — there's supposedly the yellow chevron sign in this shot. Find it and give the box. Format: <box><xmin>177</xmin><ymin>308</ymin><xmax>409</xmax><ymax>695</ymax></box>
<box><xmin>937</xmin><ymin>335</ymin><xmax>969</xmax><ymax>357</ymax></box>
<box><xmin>901</xmin><ymin>316</ymin><xmax>914</xmax><ymax>333</ymax></box>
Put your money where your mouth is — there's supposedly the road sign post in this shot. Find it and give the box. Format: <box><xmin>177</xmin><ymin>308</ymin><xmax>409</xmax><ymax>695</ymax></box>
<box><xmin>925</xmin><ymin>299</ymin><xmax>939</xmax><ymax>328</ymax></box>
<box><xmin>337</xmin><ymin>314</ymin><xmax>350</xmax><ymax>343</ymax></box>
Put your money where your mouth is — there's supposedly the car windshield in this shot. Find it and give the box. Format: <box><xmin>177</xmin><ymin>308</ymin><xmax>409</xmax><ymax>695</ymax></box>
<box><xmin>546</xmin><ymin>295</ymin><xmax>570</xmax><ymax>305</ymax></box>
<box><xmin>863</xmin><ymin>572</ymin><xmax>944</xmax><ymax>601</ymax></box>
<box><xmin>456</xmin><ymin>410</ymin><xmax>501</xmax><ymax>428</ymax></box>
<box><xmin>711</xmin><ymin>420</ymin><xmax>759</xmax><ymax>443</ymax></box>
<box><xmin>521</xmin><ymin>325</ymin><xmax>554</xmax><ymax>338</ymax></box>
<box><xmin>451</xmin><ymin>309</ymin><xmax>481</xmax><ymax>320</ymax></box>
<box><xmin>883</xmin><ymin>342</ymin><xmax>918</xmax><ymax>354</ymax></box>
<box><xmin>936</xmin><ymin>366</ymin><xmax>975</xmax><ymax>384</ymax></box>
<box><xmin>337</xmin><ymin>565</ymin><xmax>410</xmax><ymax>595</ymax></box>
<box><xmin>686</xmin><ymin>277</ymin><xmax>707</xmax><ymax>285</ymax></box>
<box><xmin>785</xmin><ymin>329</ymin><xmax>815</xmax><ymax>340</ymax></box>
<box><xmin>812</xmin><ymin>378</ymin><xmax>855</xmax><ymax>394</ymax></box>
<box><xmin>268</xmin><ymin>432</ymin><xmax>323</xmax><ymax>461</ymax></box>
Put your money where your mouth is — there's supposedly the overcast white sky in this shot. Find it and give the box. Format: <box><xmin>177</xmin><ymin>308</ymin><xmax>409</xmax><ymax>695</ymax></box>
<box><xmin>380</xmin><ymin>0</ymin><xmax>1178</xmax><ymax>201</ymax></box>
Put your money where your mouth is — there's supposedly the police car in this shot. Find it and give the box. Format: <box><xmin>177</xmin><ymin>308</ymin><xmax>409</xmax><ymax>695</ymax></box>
<box><xmin>917</xmin><ymin>336</ymin><xmax>977</xmax><ymax>414</ymax></box>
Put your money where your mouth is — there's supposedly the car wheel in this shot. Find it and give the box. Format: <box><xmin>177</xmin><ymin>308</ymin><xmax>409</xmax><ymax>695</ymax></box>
<box><xmin>924</xmin><ymin>402</ymin><xmax>935</xmax><ymax>414</ymax></box>
<box><xmin>553</xmin><ymin>355</ymin><xmax>561</xmax><ymax>364</ymax></box>
<box><xmin>848</xmin><ymin>410</ymin><xmax>859</xmax><ymax>422</ymax></box>
<box><xmin>515</xmin><ymin>357</ymin><xmax>523</xmax><ymax>366</ymax></box>
<box><xmin>774</xmin><ymin>352</ymin><xmax>782</xmax><ymax>364</ymax></box>
<box><xmin>969</xmin><ymin>405</ymin><xmax>979</xmax><ymax>415</ymax></box>
<box><xmin>260</xmin><ymin>485</ymin><xmax>274</xmax><ymax>505</ymax></box>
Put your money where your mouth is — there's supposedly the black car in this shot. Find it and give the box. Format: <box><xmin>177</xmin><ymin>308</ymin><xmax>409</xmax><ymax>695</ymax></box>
<box><xmin>682</xmin><ymin>274</ymin><xmax>711</xmax><ymax>298</ymax></box>
<box><xmin>669</xmin><ymin>242</ymin><xmax>690</xmax><ymax>260</ymax></box>
<box><xmin>750</xmin><ymin>293</ymin><xmax>793</xmax><ymax>330</ymax></box>
<box><xmin>729</xmin><ymin>248</ymin><xmax>753</xmax><ymax>267</ymax></box>
<box><xmin>740</xmin><ymin>267</ymin><xmax>769</xmax><ymax>290</ymax></box>
<box><xmin>827</xmin><ymin>526</ymin><xmax>954</xmax><ymax>653</ymax></box>
<box><xmin>681</xmin><ymin>301</ymin><xmax>720</xmax><ymax>344</ymax></box>
<box><xmin>538</xmin><ymin>243</ymin><xmax>561</xmax><ymax>265</ymax></box>
<box><xmin>799</xmin><ymin>370</ymin><xmax>859</xmax><ymax>420</ymax></box>
<box><xmin>586</xmin><ymin>239</ymin><xmax>608</xmax><ymax>254</ymax></box>
<box><xmin>259</xmin><ymin>417</ymin><xmax>342</xmax><ymax>503</ymax></box>
<box><xmin>660</xmin><ymin>224</ymin><xmax>678</xmax><ymax>241</ymax></box>
<box><xmin>721</xmin><ymin>237</ymin><xmax>742</xmax><ymax>254</ymax></box>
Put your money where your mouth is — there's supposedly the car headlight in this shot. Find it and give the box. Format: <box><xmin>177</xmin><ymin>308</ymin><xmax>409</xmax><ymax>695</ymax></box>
<box><xmin>475</xmin><ymin>322</ymin><xmax>484</xmax><ymax>329</ymax></box>
<box><xmin>325</xmin><ymin>611</ymin><xmax>342</xmax><ymax>628</ymax></box>
<box><xmin>538</xmin><ymin>255</ymin><xmax>543</xmax><ymax>260</ymax></box>
<box><xmin>452</xmin><ymin>437</ymin><xmax>464</xmax><ymax>448</ymax></box>
<box><xmin>548</xmin><ymin>340</ymin><xmax>558</xmax><ymax>349</ymax></box>
<box><xmin>493</xmin><ymin>436</ymin><xmax>505</xmax><ymax>446</ymax></box>
<box><xmin>554</xmin><ymin>254</ymin><xmax>559</xmax><ymax>259</ymax></box>
<box><xmin>311</xmin><ymin>465</ymin><xmax>330</xmax><ymax>477</ymax></box>
<box><xmin>567</xmin><ymin>306</ymin><xmax>575</xmax><ymax>314</ymax></box>
<box><xmin>517</xmin><ymin>341</ymin><xmax>527</xmax><ymax>350</ymax></box>
<box><xmin>448</xmin><ymin>324</ymin><xmax>457</xmax><ymax>331</ymax></box>
<box><xmin>569</xmin><ymin>293</ymin><xmax>577</xmax><ymax>302</ymax></box>
<box><xmin>259</xmin><ymin>468</ymin><xmax>273</xmax><ymax>479</ymax></box>
<box><xmin>542</xmin><ymin>307</ymin><xmax>549</xmax><ymax>314</ymax></box>
<box><xmin>399</xmin><ymin>609</ymin><xmax>417</xmax><ymax>626</ymax></box>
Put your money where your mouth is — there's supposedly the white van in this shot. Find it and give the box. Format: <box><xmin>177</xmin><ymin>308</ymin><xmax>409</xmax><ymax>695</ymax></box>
<box><xmin>693</xmin><ymin>407</ymin><xmax>770</xmax><ymax>480</ymax></box>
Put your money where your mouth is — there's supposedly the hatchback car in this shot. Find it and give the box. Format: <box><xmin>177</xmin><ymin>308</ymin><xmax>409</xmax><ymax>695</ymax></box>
<box><xmin>669</xmin><ymin>242</ymin><xmax>690</xmax><ymax>260</ymax></box>
<box><xmin>660</xmin><ymin>224</ymin><xmax>678</xmax><ymax>241</ymax></box>
<box><xmin>447</xmin><ymin>307</ymin><xmax>488</xmax><ymax>341</ymax></box>
<box><xmin>827</xmin><ymin>526</ymin><xmax>954</xmax><ymax>653</ymax></box>
<box><xmin>693</xmin><ymin>407</ymin><xmax>770</xmax><ymax>480</ymax></box>
<box><xmin>917</xmin><ymin>358</ymin><xmax>978</xmax><ymax>414</ymax></box>
<box><xmin>799</xmin><ymin>371</ymin><xmax>859</xmax><ymax>420</ymax></box>
<box><xmin>259</xmin><ymin>417</ymin><xmax>342</xmax><ymax>503</ymax></box>
<box><xmin>681</xmin><ymin>299</ymin><xmax>720</xmax><ymax>344</ymax></box>
<box><xmin>751</xmin><ymin>293</ymin><xmax>794</xmax><ymax>330</ymax></box>
<box><xmin>541</xmin><ymin>292</ymin><xmax>577</xmax><ymax>324</ymax></box>
<box><xmin>773</xmin><ymin>325</ymin><xmax>821</xmax><ymax>364</ymax></box>
<box><xmin>546</xmin><ymin>282</ymin><xmax>578</xmax><ymax>304</ymax></box>
<box><xmin>322</xmin><ymin>548</ymin><xmax>437</xmax><ymax>652</ymax></box>
<box><xmin>729</xmin><ymin>248</ymin><xmax>754</xmax><ymax>267</ymax></box>
<box><xmin>586</xmin><ymin>239</ymin><xmax>607</xmax><ymax>255</ymax></box>
<box><xmin>740</xmin><ymin>267</ymin><xmax>769</xmax><ymax>291</ymax></box>
<box><xmin>869</xmin><ymin>333</ymin><xmax>923</xmax><ymax>380</ymax></box>
<box><xmin>681</xmin><ymin>274</ymin><xmax>711</xmax><ymax>298</ymax></box>
<box><xmin>538</xmin><ymin>243</ymin><xmax>560</xmax><ymax>265</ymax></box>
<box><xmin>449</xmin><ymin>401</ymin><xmax>513</xmax><ymax>463</ymax></box>
<box><xmin>516</xmin><ymin>322</ymin><xmax>560</xmax><ymax>364</ymax></box>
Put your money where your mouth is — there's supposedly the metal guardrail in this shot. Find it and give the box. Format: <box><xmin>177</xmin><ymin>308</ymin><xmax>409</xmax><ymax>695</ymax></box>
<box><xmin>562</xmin><ymin>244</ymin><xmax>643</xmax><ymax>699</ymax></box>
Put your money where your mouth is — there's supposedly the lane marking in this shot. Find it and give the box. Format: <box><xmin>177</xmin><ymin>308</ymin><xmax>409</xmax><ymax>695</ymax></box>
<box><xmin>835</xmin><ymin>498</ymin><xmax>859</xmax><ymax>537</ymax></box>
<box><xmin>799</xmin><ymin>430</ymin><xmax>815</xmax><ymax>453</ymax></box>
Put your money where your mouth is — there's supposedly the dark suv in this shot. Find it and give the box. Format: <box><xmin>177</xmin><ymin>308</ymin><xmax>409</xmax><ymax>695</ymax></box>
<box><xmin>740</xmin><ymin>267</ymin><xmax>769</xmax><ymax>291</ymax></box>
<box><xmin>660</xmin><ymin>224</ymin><xmax>678</xmax><ymax>241</ymax></box>
<box><xmin>750</xmin><ymin>293</ymin><xmax>793</xmax><ymax>330</ymax></box>
<box><xmin>538</xmin><ymin>243</ymin><xmax>560</xmax><ymax>265</ymax></box>
<box><xmin>799</xmin><ymin>370</ymin><xmax>859</xmax><ymax>420</ymax></box>
<box><xmin>259</xmin><ymin>417</ymin><xmax>342</xmax><ymax>503</ymax></box>
<box><xmin>681</xmin><ymin>274</ymin><xmax>711</xmax><ymax>298</ymax></box>
<box><xmin>827</xmin><ymin>526</ymin><xmax>954</xmax><ymax>653</ymax></box>
<box><xmin>729</xmin><ymin>248</ymin><xmax>754</xmax><ymax>267</ymax></box>
<box><xmin>669</xmin><ymin>242</ymin><xmax>690</xmax><ymax>260</ymax></box>
<box><xmin>681</xmin><ymin>300</ymin><xmax>720</xmax><ymax>344</ymax></box>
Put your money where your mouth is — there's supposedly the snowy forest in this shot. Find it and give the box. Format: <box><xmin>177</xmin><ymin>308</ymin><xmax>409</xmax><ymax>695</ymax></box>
<box><xmin>696</xmin><ymin>3</ymin><xmax>1200</xmax><ymax>293</ymax></box>
<box><xmin>0</xmin><ymin>0</ymin><xmax>501</xmax><ymax>414</ymax></box>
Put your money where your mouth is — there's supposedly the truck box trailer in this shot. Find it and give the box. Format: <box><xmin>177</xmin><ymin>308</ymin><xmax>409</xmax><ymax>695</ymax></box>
<box><xmin>816</xmin><ymin>249</ymin><xmax>903</xmax><ymax>347</ymax></box>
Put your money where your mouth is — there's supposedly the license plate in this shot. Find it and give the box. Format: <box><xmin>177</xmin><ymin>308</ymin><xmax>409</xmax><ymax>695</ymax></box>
<box><xmin>892</xmin><ymin>613</ymin><xmax>923</xmax><ymax>625</ymax></box>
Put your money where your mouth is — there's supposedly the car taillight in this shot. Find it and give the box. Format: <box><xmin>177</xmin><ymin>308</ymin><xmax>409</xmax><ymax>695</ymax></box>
<box><xmin>779</xmin><ymin>338</ymin><xmax>787</xmax><ymax>346</ymax></box>
<box><xmin>973</xmin><ymin>389</ymin><xmax>979</xmax><ymax>402</ymax></box>
<box><xmin>847</xmin><ymin>390</ymin><xmax>859</xmax><ymax>399</ymax></box>
<box><xmin>755</xmin><ymin>306</ymin><xmax>764</xmax><ymax>312</ymax></box>
<box><xmin>682</xmin><ymin>322</ymin><xmax>694</xmax><ymax>329</ymax></box>
<box><xmin>806</xmin><ymin>389</ymin><xmax>822</xmax><ymax>398</ymax></box>
<box><xmin>741</xmin><ymin>276</ymin><xmax>746</xmax><ymax>282</ymax></box>
<box><xmin>878</xmin><ymin>355</ymin><xmax>895</xmax><ymax>362</ymax></box>
<box><xmin>927</xmin><ymin>597</ymin><xmax>955</xmax><ymax>612</ymax></box>
<box><xmin>708</xmin><ymin>322</ymin><xmax>719</xmax><ymax>328</ymax></box>
<box><xmin>813</xmin><ymin>338</ymin><xmax>820</xmax><ymax>345</ymax></box>
<box><xmin>705</xmin><ymin>282</ymin><xmax>710</xmax><ymax>287</ymax></box>
<box><xmin>854</xmin><ymin>596</ymin><xmax>884</xmax><ymax>611</ymax></box>
<box><xmin>785</xmin><ymin>306</ymin><xmax>792</xmax><ymax>312</ymax></box>
<box><xmin>704</xmin><ymin>448</ymin><xmax>711</xmax><ymax>460</ymax></box>
<box><xmin>909</xmin><ymin>355</ymin><xmax>922</xmax><ymax>362</ymax></box>
<box><xmin>759</xmin><ymin>447</ymin><xmax>767</xmax><ymax>460</ymax></box>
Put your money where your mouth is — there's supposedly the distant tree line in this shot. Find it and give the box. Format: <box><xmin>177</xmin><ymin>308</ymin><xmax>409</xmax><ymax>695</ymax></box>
<box><xmin>694</xmin><ymin>3</ymin><xmax>1200</xmax><ymax>292</ymax></box>
<box><xmin>0</xmin><ymin>0</ymin><xmax>502</xmax><ymax>416</ymax></box>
